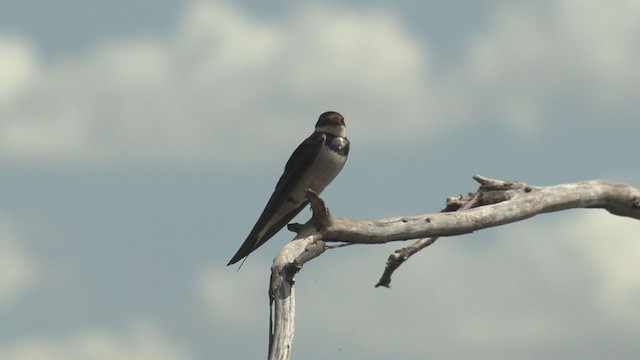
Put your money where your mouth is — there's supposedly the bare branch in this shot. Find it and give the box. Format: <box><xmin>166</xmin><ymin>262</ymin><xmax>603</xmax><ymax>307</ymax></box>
<box><xmin>305</xmin><ymin>188</ymin><xmax>332</xmax><ymax>227</ymax></box>
<box><xmin>376</xmin><ymin>185</ymin><xmax>486</xmax><ymax>287</ymax></box>
<box><xmin>324</xmin><ymin>179</ymin><xmax>640</xmax><ymax>244</ymax></box>
<box><xmin>376</xmin><ymin>175</ymin><xmax>536</xmax><ymax>287</ymax></box>
<box><xmin>268</xmin><ymin>190</ymin><xmax>331</xmax><ymax>360</ymax></box>
<box><xmin>267</xmin><ymin>176</ymin><xmax>640</xmax><ymax>358</ymax></box>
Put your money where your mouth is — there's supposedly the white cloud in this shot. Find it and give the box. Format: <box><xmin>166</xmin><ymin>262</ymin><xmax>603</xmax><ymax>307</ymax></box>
<box><xmin>0</xmin><ymin>321</ymin><xmax>190</xmax><ymax>360</ymax></box>
<box><xmin>0</xmin><ymin>34</ymin><xmax>37</xmax><ymax>106</ymax></box>
<box><xmin>565</xmin><ymin>211</ymin><xmax>640</xmax><ymax>316</ymax></box>
<box><xmin>196</xmin><ymin>263</ymin><xmax>266</xmax><ymax>331</ymax></box>
<box><xmin>0</xmin><ymin>215</ymin><xmax>37</xmax><ymax>309</ymax></box>
<box><xmin>400</xmin><ymin>211</ymin><xmax>640</xmax><ymax>357</ymax></box>
<box><xmin>456</xmin><ymin>0</ymin><xmax>640</xmax><ymax>133</ymax></box>
<box><xmin>1</xmin><ymin>0</ymin><xmax>638</xmax><ymax>166</ymax></box>
<box><xmin>211</xmin><ymin>211</ymin><xmax>640</xmax><ymax>358</ymax></box>
<box><xmin>0</xmin><ymin>2</ymin><xmax>436</xmax><ymax>167</ymax></box>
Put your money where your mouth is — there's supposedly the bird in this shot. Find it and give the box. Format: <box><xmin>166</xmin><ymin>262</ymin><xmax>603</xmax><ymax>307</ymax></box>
<box><xmin>228</xmin><ymin>111</ymin><xmax>350</xmax><ymax>266</ymax></box>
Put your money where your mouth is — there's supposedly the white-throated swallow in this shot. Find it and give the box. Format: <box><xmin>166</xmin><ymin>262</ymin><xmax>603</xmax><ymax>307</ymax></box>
<box><xmin>228</xmin><ymin>111</ymin><xmax>350</xmax><ymax>266</ymax></box>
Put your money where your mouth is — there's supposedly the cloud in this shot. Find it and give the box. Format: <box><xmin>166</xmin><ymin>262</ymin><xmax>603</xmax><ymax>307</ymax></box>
<box><xmin>0</xmin><ymin>2</ymin><xmax>436</xmax><ymax>168</ymax></box>
<box><xmin>0</xmin><ymin>321</ymin><xmax>190</xmax><ymax>360</ymax></box>
<box><xmin>1</xmin><ymin>0</ymin><xmax>638</xmax><ymax>167</ymax></box>
<box><xmin>0</xmin><ymin>34</ymin><xmax>37</xmax><ymax>106</ymax></box>
<box><xmin>196</xmin><ymin>263</ymin><xmax>266</xmax><ymax>331</ymax></box>
<box><xmin>394</xmin><ymin>211</ymin><xmax>640</xmax><ymax>358</ymax></box>
<box><xmin>0</xmin><ymin>215</ymin><xmax>37</xmax><ymax>309</ymax></box>
<box><xmin>203</xmin><ymin>211</ymin><xmax>640</xmax><ymax>358</ymax></box>
<box><xmin>567</xmin><ymin>211</ymin><xmax>640</xmax><ymax>316</ymax></box>
<box><xmin>454</xmin><ymin>0</ymin><xmax>640</xmax><ymax>133</ymax></box>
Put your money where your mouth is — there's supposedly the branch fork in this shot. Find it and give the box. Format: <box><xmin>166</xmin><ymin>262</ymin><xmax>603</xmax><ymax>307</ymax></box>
<box><xmin>267</xmin><ymin>175</ymin><xmax>640</xmax><ymax>359</ymax></box>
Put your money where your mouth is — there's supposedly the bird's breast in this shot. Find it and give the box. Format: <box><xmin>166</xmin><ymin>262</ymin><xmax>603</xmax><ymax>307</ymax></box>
<box><xmin>288</xmin><ymin>139</ymin><xmax>348</xmax><ymax>204</ymax></box>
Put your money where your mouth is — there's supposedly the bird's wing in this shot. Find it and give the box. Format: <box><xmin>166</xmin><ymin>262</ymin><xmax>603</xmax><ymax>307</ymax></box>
<box><xmin>227</xmin><ymin>132</ymin><xmax>325</xmax><ymax>265</ymax></box>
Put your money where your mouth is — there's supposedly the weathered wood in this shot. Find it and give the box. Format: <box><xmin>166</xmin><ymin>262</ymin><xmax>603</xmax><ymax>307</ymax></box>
<box><xmin>266</xmin><ymin>176</ymin><xmax>640</xmax><ymax>358</ymax></box>
<box><xmin>324</xmin><ymin>179</ymin><xmax>640</xmax><ymax>245</ymax></box>
<box><xmin>269</xmin><ymin>223</ymin><xmax>325</xmax><ymax>360</ymax></box>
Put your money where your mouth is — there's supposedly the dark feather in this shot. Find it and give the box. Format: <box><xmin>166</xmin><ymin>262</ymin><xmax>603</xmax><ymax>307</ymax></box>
<box><xmin>227</xmin><ymin>132</ymin><xmax>325</xmax><ymax>265</ymax></box>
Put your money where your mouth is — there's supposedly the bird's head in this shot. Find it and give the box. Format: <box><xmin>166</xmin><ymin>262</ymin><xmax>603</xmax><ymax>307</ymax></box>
<box><xmin>315</xmin><ymin>111</ymin><xmax>346</xmax><ymax>137</ymax></box>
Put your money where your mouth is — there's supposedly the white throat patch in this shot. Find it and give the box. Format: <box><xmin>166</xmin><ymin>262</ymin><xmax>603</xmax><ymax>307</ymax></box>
<box><xmin>316</xmin><ymin>124</ymin><xmax>346</xmax><ymax>137</ymax></box>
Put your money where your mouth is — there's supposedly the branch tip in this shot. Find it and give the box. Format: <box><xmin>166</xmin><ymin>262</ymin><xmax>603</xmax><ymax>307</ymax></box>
<box><xmin>305</xmin><ymin>188</ymin><xmax>331</xmax><ymax>227</ymax></box>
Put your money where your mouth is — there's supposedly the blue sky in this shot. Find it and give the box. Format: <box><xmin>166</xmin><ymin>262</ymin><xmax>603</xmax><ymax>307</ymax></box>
<box><xmin>1</xmin><ymin>1</ymin><xmax>639</xmax><ymax>359</ymax></box>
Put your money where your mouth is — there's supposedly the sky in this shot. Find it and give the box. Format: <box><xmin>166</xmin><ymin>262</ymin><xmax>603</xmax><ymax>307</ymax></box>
<box><xmin>1</xmin><ymin>0</ymin><xmax>639</xmax><ymax>359</ymax></box>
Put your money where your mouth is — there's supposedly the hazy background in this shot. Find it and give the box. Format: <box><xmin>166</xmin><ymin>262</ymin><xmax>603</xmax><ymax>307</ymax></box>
<box><xmin>1</xmin><ymin>1</ymin><xmax>639</xmax><ymax>359</ymax></box>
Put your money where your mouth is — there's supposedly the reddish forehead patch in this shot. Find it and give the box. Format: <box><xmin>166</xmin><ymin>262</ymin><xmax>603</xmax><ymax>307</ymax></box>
<box><xmin>317</xmin><ymin>111</ymin><xmax>344</xmax><ymax>127</ymax></box>
<box><xmin>326</xmin><ymin>113</ymin><xmax>343</xmax><ymax>122</ymax></box>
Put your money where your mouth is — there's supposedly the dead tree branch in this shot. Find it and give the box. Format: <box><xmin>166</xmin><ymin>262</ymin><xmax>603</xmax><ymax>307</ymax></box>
<box><xmin>267</xmin><ymin>176</ymin><xmax>640</xmax><ymax>360</ymax></box>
